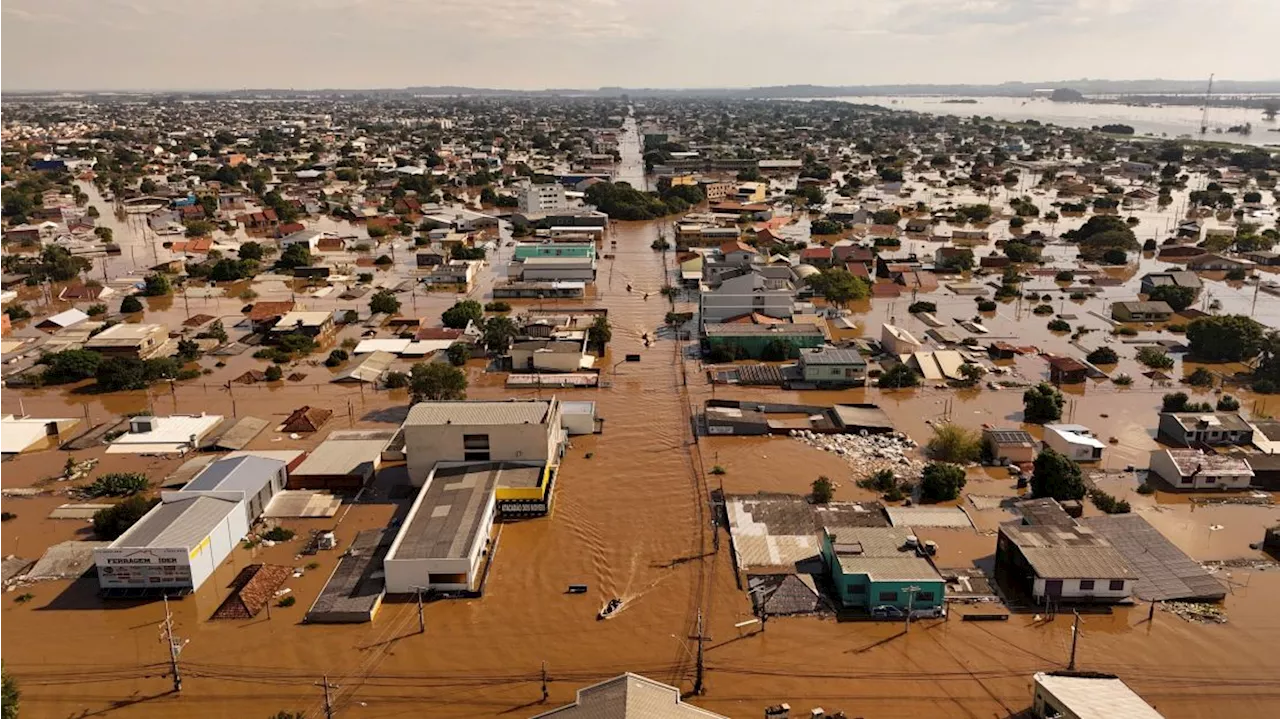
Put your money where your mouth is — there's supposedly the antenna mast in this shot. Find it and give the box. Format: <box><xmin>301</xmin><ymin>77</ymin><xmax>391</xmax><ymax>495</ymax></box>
<box><xmin>1200</xmin><ymin>74</ymin><xmax>1214</xmax><ymax>134</ymax></box>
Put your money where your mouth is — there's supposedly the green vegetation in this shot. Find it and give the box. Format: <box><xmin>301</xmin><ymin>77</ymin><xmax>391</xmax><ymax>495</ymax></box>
<box><xmin>1186</xmin><ymin>367</ymin><xmax>1214</xmax><ymax>387</ymax></box>
<box><xmin>937</xmin><ymin>248</ymin><xmax>975</xmax><ymax>271</ymax></box>
<box><xmin>4</xmin><ymin>304</ymin><xmax>32</xmax><ymax>321</ymax></box>
<box><xmin>956</xmin><ymin>204</ymin><xmax>993</xmax><ymax>223</ymax></box>
<box><xmin>324</xmin><ymin>349</ymin><xmax>349</xmax><ymax>367</ymax></box>
<box><xmin>409</xmin><ymin>361</ymin><xmax>467</xmax><ymax>403</ymax></box>
<box><xmin>1113</xmin><ymin>373</ymin><xmax>1133</xmax><ymax>386</ymax></box>
<box><xmin>82</xmin><ymin>473</ymin><xmax>149</xmax><ymax>497</ymax></box>
<box><xmin>1047</xmin><ymin>319</ymin><xmax>1070</xmax><ymax>332</ymax></box>
<box><xmin>878</xmin><ymin>363</ymin><xmax>920</xmax><ymax>389</ymax></box>
<box><xmin>1217</xmin><ymin>395</ymin><xmax>1241</xmax><ymax>411</ymax></box>
<box><xmin>442</xmin><ymin>299</ymin><xmax>483</xmax><ymax>329</ymax></box>
<box><xmin>277</xmin><ymin>333</ymin><xmax>317</xmax><ymax>357</ymax></box>
<box><xmin>95</xmin><ymin>356</ymin><xmax>181</xmax><ymax>391</ymax></box>
<box><xmin>39</xmin><ymin>349</ymin><xmax>103</xmax><ymax>384</ymax></box>
<box><xmin>238</xmin><ymin>241</ymin><xmax>265</xmax><ymax>260</ymax></box>
<box><xmin>977</xmin><ymin>300</ymin><xmax>997</xmax><ymax>312</ymax></box>
<box><xmin>484</xmin><ymin>301</ymin><xmax>511</xmax><ymax>313</ymax></box>
<box><xmin>1146</xmin><ymin>284</ymin><xmax>1197</xmax><ymax>311</ymax></box>
<box><xmin>920</xmin><ymin>463</ymin><xmax>966</xmax><ymax>503</ymax></box>
<box><xmin>1187</xmin><ymin>315</ymin><xmax>1265</xmax><ymax>362</ymax></box>
<box><xmin>275</xmin><ymin>243</ymin><xmax>312</xmax><ymax>270</ymax></box>
<box><xmin>1062</xmin><ymin>215</ymin><xmax>1138</xmax><ymax>261</ymax></box>
<box><xmin>908</xmin><ymin>301</ymin><xmax>937</xmax><ymax>314</ymax></box>
<box><xmin>384</xmin><ymin>370</ymin><xmax>409</xmax><ymax>389</ymax></box>
<box><xmin>3</xmin><ymin>666</ymin><xmax>19</xmax><ymax>719</ymax></box>
<box><xmin>142</xmin><ymin>273</ymin><xmax>171</xmax><ymax>297</ymax></box>
<box><xmin>805</xmin><ymin>267</ymin><xmax>870</xmax><ymax>307</ymax></box>
<box><xmin>264</xmin><ymin>365</ymin><xmax>283</xmax><ymax>381</ymax></box>
<box><xmin>1</xmin><ymin>245</ymin><xmax>91</xmax><ymax>283</ymax></box>
<box><xmin>810</xmin><ymin>219</ymin><xmax>842</xmax><ymax>235</ymax></box>
<box><xmin>86</xmin><ymin>303</ymin><xmax>108</xmax><ymax>317</ymax></box>
<box><xmin>92</xmin><ymin>496</ymin><xmax>161</xmax><ymax>540</ymax></box>
<box><xmin>926</xmin><ymin>422</ymin><xmax>982</xmax><ymax>463</ymax></box>
<box><xmin>369</xmin><ymin>289</ymin><xmax>401</xmax><ymax>315</ymax></box>
<box><xmin>1022</xmin><ymin>382</ymin><xmax>1064</xmax><ymax>423</ymax></box>
<box><xmin>588</xmin><ymin>315</ymin><xmax>612</xmax><ymax>353</ymax></box>
<box><xmin>482</xmin><ymin>316</ymin><xmax>518</xmax><ymax>354</ymax></box>
<box><xmin>1086</xmin><ymin>346</ymin><xmax>1119</xmax><ymax>365</ymax></box>
<box><xmin>1162</xmin><ymin>392</ymin><xmax>1213</xmax><ymax>413</ymax></box>
<box><xmin>1136</xmin><ymin>346</ymin><xmax>1174</xmax><ymax>370</ymax></box>
<box><xmin>1030</xmin><ymin>448</ymin><xmax>1086</xmax><ymax>501</ymax></box>
<box><xmin>262</xmin><ymin>526</ymin><xmax>295</xmax><ymax>542</ymax></box>
<box><xmin>1031</xmin><ymin>304</ymin><xmax>1054</xmax><ymax>316</ymax></box>
<box><xmin>811</xmin><ymin>476</ymin><xmax>834</xmax><ymax>504</ymax></box>
<box><xmin>446</xmin><ymin>343</ymin><xmax>470</xmax><ymax>366</ymax></box>
<box><xmin>1089</xmin><ymin>489</ymin><xmax>1131</xmax><ymax>514</ymax></box>
<box><xmin>276</xmin><ymin>596</ymin><xmax>297</xmax><ymax>608</ymax></box>
<box><xmin>584</xmin><ymin>181</ymin><xmax>703</xmax><ymax>220</ymax></box>
<box><xmin>120</xmin><ymin>295</ymin><xmax>144</xmax><ymax>313</ymax></box>
<box><xmin>1003</xmin><ymin>241</ymin><xmax>1041</xmax><ymax>263</ymax></box>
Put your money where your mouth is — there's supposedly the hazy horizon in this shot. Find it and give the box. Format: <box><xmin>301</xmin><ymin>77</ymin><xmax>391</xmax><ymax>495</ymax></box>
<box><xmin>3</xmin><ymin>0</ymin><xmax>1278</xmax><ymax>93</ymax></box>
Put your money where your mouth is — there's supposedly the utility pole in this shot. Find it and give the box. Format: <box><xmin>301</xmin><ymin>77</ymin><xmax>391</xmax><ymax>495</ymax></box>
<box><xmin>414</xmin><ymin>586</ymin><xmax>426</xmax><ymax>634</ymax></box>
<box><xmin>316</xmin><ymin>675</ymin><xmax>337</xmax><ymax>719</ymax></box>
<box><xmin>540</xmin><ymin>661</ymin><xmax>549</xmax><ymax>702</ymax></box>
<box><xmin>161</xmin><ymin>594</ymin><xmax>184</xmax><ymax>692</ymax></box>
<box><xmin>1067</xmin><ymin>610</ymin><xmax>1081</xmax><ymax>670</ymax></box>
<box><xmin>693</xmin><ymin>609</ymin><xmax>706</xmax><ymax>695</ymax></box>
<box><xmin>903</xmin><ymin>585</ymin><xmax>920</xmax><ymax>634</ymax></box>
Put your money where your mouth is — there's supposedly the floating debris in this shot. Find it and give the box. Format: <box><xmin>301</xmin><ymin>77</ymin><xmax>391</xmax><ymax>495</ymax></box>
<box><xmin>1164</xmin><ymin>601</ymin><xmax>1227</xmax><ymax>624</ymax></box>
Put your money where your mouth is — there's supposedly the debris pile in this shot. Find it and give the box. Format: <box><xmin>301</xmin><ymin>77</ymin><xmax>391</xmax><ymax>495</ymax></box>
<box><xmin>791</xmin><ymin>430</ymin><xmax>925</xmax><ymax>479</ymax></box>
<box><xmin>1164</xmin><ymin>601</ymin><xmax>1227</xmax><ymax>624</ymax></box>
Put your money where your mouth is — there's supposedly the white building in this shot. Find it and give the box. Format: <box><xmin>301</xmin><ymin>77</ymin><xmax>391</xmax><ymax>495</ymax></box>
<box><xmin>1043</xmin><ymin>424</ymin><xmax>1106</xmax><ymax>462</ymax></box>
<box><xmin>698</xmin><ymin>271</ymin><xmax>795</xmax><ymax>323</ymax></box>
<box><xmin>997</xmin><ymin>522</ymin><xmax>1136</xmax><ymax>603</ymax></box>
<box><xmin>881</xmin><ymin>323</ymin><xmax>923</xmax><ymax>355</ymax></box>
<box><xmin>403</xmin><ymin>399</ymin><xmax>566</xmax><ymax>486</ymax></box>
<box><xmin>106</xmin><ymin>414</ymin><xmax>224</xmax><ymax>455</ymax></box>
<box><xmin>278</xmin><ymin>228</ymin><xmax>327</xmax><ymax>252</ymax></box>
<box><xmin>1148</xmin><ymin>448</ymin><xmax>1254</xmax><ymax>490</ymax></box>
<box><xmin>1032</xmin><ymin>672</ymin><xmax>1165</xmax><ymax>719</ymax></box>
<box><xmin>0</xmin><ymin>415</ymin><xmax>80</xmax><ymax>456</ymax></box>
<box><xmin>94</xmin><ymin>455</ymin><xmax>286</xmax><ymax>593</ymax></box>
<box><xmin>383</xmin><ymin>463</ymin><xmax>500</xmax><ymax>594</ymax></box>
<box><xmin>518</xmin><ymin>183</ymin><xmax>567</xmax><ymax>215</ymax></box>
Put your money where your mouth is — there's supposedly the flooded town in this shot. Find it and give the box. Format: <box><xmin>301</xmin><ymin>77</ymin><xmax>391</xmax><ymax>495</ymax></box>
<box><xmin>3</xmin><ymin>41</ymin><xmax>1280</xmax><ymax>719</ymax></box>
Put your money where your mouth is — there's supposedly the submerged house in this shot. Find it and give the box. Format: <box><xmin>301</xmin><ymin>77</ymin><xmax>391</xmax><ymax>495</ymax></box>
<box><xmin>820</xmin><ymin>526</ymin><xmax>945</xmax><ymax>615</ymax></box>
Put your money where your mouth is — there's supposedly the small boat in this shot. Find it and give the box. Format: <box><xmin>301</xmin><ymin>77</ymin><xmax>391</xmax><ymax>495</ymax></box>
<box><xmin>597</xmin><ymin>598</ymin><xmax>623</xmax><ymax>620</ymax></box>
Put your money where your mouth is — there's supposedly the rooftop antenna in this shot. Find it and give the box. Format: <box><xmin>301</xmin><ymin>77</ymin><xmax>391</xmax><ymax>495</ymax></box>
<box><xmin>1200</xmin><ymin>74</ymin><xmax>1214</xmax><ymax>135</ymax></box>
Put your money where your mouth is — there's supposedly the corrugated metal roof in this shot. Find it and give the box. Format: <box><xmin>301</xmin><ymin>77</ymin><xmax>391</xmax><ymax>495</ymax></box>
<box><xmin>331</xmin><ymin>351</ymin><xmax>394</xmax><ymax>383</ymax></box>
<box><xmin>405</xmin><ymin>400</ymin><xmax>551</xmax><ymax>426</ymax></box>
<box><xmin>1001</xmin><ymin>523</ymin><xmax>1136</xmax><ymax>580</ymax></box>
<box><xmin>114</xmin><ymin>495</ymin><xmax>240</xmax><ymax>549</ymax></box>
<box><xmin>184</xmin><ymin>455</ymin><xmax>284</xmax><ymax>494</ymax></box>
<box><xmin>292</xmin><ymin>436</ymin><xmax>388</xmax><ymax>478</ymax></box>
<box><xmin>884</xmin><ymin>506</ymin><xmax>974</xmax><ymax>529</ymax></box>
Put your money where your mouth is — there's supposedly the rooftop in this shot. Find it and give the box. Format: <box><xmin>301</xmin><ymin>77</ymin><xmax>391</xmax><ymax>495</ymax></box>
<box><xmin>984</xmin><ymin>428</ymin><xmax>1036</xmax><ymax>446</ymax></box>
<box><xmin>1163</xmin><ymin>448</ymin><xmax>1253</xmax><ymax>476</ymax></box>
<box><xmin>999</xmin><ymin>523</ymin><xmax>1136</xmax><ymax>580</ymax></box>
<box><xmin>270</xmin><ymin>311</ymin><xmax>332</xmax><ymax>330</ymax></box>
<box><xmin>1160</xmin><ymin>411</ymin><xmax>1252</xmax><ymax>433</ymax></box>
<box><xmin>703</xmin><ymin>323</ymin><xmax>822</xmax><ymax>337</ymax></box>
<box><xmin>1113</xmin><ymin>300</ymin><xmax>1175</xmax><ymax>314</ymax></box>
<box><xmin>800</xmin><ymin>347</ymin><xmax>866</xmax><ymax>366</ymax></box>
<box><xmin>405</xmin><ymin>400</ymin><xmax>553</xmax><ymax>427</ymax></box>
<box><xmin>390</xmin><ymin>464</ymin><xmax>501</xmax><ymax>561</ymax></box>
<box><xmin>1033</xmin><ymin>672</ymin><xmax>1165</xmax><ymax>719</ymax></box>
<box><xmin>183</xmin><ymin>455</ymin><xmax>285</xmax><ymax>495</ymax></box>
<box><xmin>292</xmin><ymin>431</ymin><xmax>393</xmax><ymax>477</ymax></box>
<box><xmin>828</xmin><ymin>527</ymin><xmax>943</xmax><ymax>583</ymax></box>
<box><xmin>1045</xmin><ymin>424</ymin><xmax>1107</xmax><ymax>449</ymax></box>
<box><xmin>113</xmin><ymin>495</ymin><xmax>241</xmax><ymax>550</ymax></box>
<box><xmin>532</xmin><ymin>672</ymin><xmax>727</xmax><ymax>719</ymax></box>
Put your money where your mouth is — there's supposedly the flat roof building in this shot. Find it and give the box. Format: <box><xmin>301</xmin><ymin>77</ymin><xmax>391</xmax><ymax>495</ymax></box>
<box><xmin>107</xmin><ymin>413</ymin><xmax>224</xmax><ymax>455</ymax></box>
<box><xmin>1043</xmin><ymin>424</ymin><xmax>1106</xmax><ymax>462</ymax></box>
<box><xmin>383</xmin><ymin>463</ymin><xmax>500</xmax><ymax>594</ymax></box>
<box><xmin>403</xmin><ymin>399</ymin><xmax>566</xmax><ymax>488</ymax></box>
<box><xmin>1149</xmin><ymin>448</ymin><xmax>1254</xmax><ymax>490</ymax></box>
<box><xmin>84</xmin><ymin>322</ymin><xmax>169</xmax><ymax>360</ymax></box>
<box><xmin>183</xmin><ymin>455</ymin><xmax>287</xmax><ymax>524</ymax></box>
<box><xmin>290</xmin><ymin>430</ymin><xmax>394</xmax><ymax>491</ymax></box>
<box><xmin>1032</xmin><ymin>672</ymin><xmax>1165</xmax><ymax>719</ymax></box>
<box><xmin>1157</xmin><ymin>412</ymin><xmax>1254</xmax><ymax>448</ymax></box>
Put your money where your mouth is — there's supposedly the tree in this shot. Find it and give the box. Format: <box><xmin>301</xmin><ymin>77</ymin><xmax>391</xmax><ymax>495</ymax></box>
<box><xmin>1146</xmin><ymin>284</ymin><xmax>1197</xmax><ymax>311</ymax></box>
<box><xmin>811</xmin><ymin>476</ymin><xmax>834</xmax><ymax>504</ymax></box>
<box><xmin>94</xmin><ymin>226</ymin><xmax>113</xmax><ymax>242</ymax></box>
<box><xmin>142</xmin><ymin>273</ymin><xmax>171</xmax><ymax>296</ymax></box>
<box><xmin>82</xmin><ymin>473</ymin><xmax>149</xmax><ymax>497</ymax></box>
<box><xmin>95</xmin><ymin>357</ymin><xmax>149</xmax><ymax>391</ymax></box>
<box><xmin>239</xmin><ymin>241</ymin><xmax>265</xmax><ymax>260</ymax></box>
<box><xmin>926</xmin><ymin>422</ymin><xmax>982</xmax><ymax>463</ymax></box>
<box><xmin>1217</xmin><ymin>395</ymin><xmax>1241</xmax><ymax>411</ymax></box>
<box><xmin>441</xmin><ymin>300</ymin><xmax>483</xmax><ymax>329</ymax></box>
<box><xmin>176</xmin><ymin>338</ymin><xmax>201</xmax><ymax>360</ymax></box>
<box><xmin>1161</xmin><ymin>392</ymin><xmax>1211</xmax><ymax>412</ymax></box>
<box><xmin>588</xmin><ymin>315</ymin><xmax>612</xmax><ymax>353</ymax></box>
<box><xmin>958</xmin><ymin>363</ymin><xmax>984</xmax><ymax>386</ymax></box>
<box><xmin>1022</xmin><ymin>382</ymin><xmax>1064</xmax><ymax>423</ymax></box>
<box><xmin>482</xmin><ymin>316</ymin><xmax>518</xmax><ymax>355</ymax></box>
<box><xmin>1003</xmin><ymin>241</ymin><xmax>1041</xmax><ymax>263</ymax></box>
<box><xmin>937</xmin><ymin>249</ymin><xmax>975</xmax><ymax>271</ymax></box>
<box><xmin>40</xmin><ymin>349</ymin><xmax>103</xmax><ymax>384</ymax></box>
<box><xmin>1186</xmin><ymin>315</ymin><xmax>1265</xmax><ymax>362</ymax></box>
<box><xmin>810</xmin><ymin>219</ymin><xmax>842</xmax><ymax>235</ymax></box>
<box><xmin>264</xmin><ymin>365</ymin><xmax>283</xmax><ymax>381</ymax></box>
<box><xmin>4</xmin><ymin>666</ymin><xmax>20</xmax><ymax>719</ymax></box>
<box><xmin>92</xmin><ymin>496</ymin><xmax>160</xmax><ymax>540</ymax></box>
<box><xmin>878</xmin><ymin>363</ymin><xmax>919</xmax><ymax>388</ymax></box>
<box><xmin>871</xmin><ymin>209</ymin><xmax>902</xmax><ymax>226</ymax></box>
<box><xmin>278</xmin><ymin>333</ymin><xmax>316</xmax><ymax>356</ymax></box>
<box><xmin>806</xmin><ymin>267</ymin><xmax>870</xmax><ymax>307</ymax></box>
<box><xmin>1186</xmin><ymin>367</ymin><xmax>1214</xmax><ymax>387</ymax></box>
<box><xmin>409</xmin><ymin>362</ymin><xmax>468</xmax><ymax>403</ymax></box>
<box><xmin>1086</xmin><ymin>346</ymin><xmax>1119</xmax><ymax>365</ymax></box>
<box><xmin>369</xmin><ymin>289</ymin><xmax>401</xmax><ymax>315</ymax></box>
<box><xmin>1136</xmin><ymin>346</ymin><xmax>1174</xmax><ymax>369</ymax></box>
<box><xmin>446</xmin><ymin>343</ymin><xmax>470</xmax><ymax>366</ymax></box>
<box><xmin>1254</xmin><ymin>331</ymin><xmax>1280</xmax><ymax>393</ymax></box>
<box><xmin>919</xmin><ymin>463</ymin><xmax>966</xmax><ymax>503</ymax></box>
<box><xmin>184</xmin><ymin>219</ymin><xmax>216</xmax><ymax>238</ymax></box>
<box><xmin>275</xmin><ymin>243</ymin><xmax>312</xmax><ymax>270</ymax></box>
<box><xmin>120</xmin><ymin>295</ymin><xmax>144</xmax><ymax>313</ymax></box>
<box><xmin>1030</xmin><ymin>448</ymin><xmax>1086</xmax><ymax>501</ymax></box>
<box><xmin>324</xmin><ymin>349</ymin><xmax>349</xmax><ymax>367</ymax></box>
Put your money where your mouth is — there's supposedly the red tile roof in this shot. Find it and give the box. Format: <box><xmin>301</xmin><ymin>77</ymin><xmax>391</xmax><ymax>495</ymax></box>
<box><xmin>246</xmin><ymin>301</ymin><xmax>296</xmax><ymax>321</ymax></box>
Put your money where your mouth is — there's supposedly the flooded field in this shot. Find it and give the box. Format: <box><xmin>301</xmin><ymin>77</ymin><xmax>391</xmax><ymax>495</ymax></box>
<box><xmin>830</xmin><ymin>95</ymin><xmax>1280</xmax><ymax>147</ymax></box>
<box><xmin>5</xmin><ymin>132</ymin><xmax>1280</xmax><ymax>718</ymax></box>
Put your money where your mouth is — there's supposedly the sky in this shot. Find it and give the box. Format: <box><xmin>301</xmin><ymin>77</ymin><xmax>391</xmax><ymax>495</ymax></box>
<box><xmin>3</xmin><ymin>0</ymin><xmax>1278</xmax><ymax>91</ymax></box>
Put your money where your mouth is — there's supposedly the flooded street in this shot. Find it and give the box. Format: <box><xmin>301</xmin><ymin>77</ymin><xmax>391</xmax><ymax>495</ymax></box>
<box><xmin>4</xmin><ymin>129</ymin><xmax>1280</xmax><ymax>719</ymax></box>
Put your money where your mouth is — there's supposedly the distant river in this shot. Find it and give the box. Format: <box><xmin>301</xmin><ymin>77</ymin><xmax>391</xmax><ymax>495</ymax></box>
<box><xmin>822</xmin><ymin>95</ymin><xmax>1279</xmax><ymax>147</ymax></box>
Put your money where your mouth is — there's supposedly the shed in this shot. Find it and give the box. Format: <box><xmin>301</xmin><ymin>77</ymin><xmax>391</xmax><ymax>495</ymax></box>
<box><xmin>289</xmin><ymin>430</ymin><xmax>394</xmax><ymax>491</ymax></box>
<box><xmin>281</xmin><ymin>406</ymin><xmax>334</xmax><ymax>433</ymax></box>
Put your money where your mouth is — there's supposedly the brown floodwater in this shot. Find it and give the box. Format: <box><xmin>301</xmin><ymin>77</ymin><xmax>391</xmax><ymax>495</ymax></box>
<box><xmin>5</xmin><ymin>145</ymin><xmax>1280</xmax><ymax>718</ymax></box>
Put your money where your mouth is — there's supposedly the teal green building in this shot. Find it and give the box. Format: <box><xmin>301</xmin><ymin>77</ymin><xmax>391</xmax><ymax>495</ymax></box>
<box><xmin>821</xmin><ymin>527</ymin><xmax>946</xmax><ymax>614</ymax></box>
<box><xmin>702</xmin><ymin>323</ymin><xmax>825</xmax><ymax>360</ymax></box>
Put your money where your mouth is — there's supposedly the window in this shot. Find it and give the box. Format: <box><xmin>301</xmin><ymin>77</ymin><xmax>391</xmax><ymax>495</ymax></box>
<box><xmin>1205</xmin><ymin>476</ymin><xmax>1216</xmax><ymax>484</ymax></box>
<box><xmin>463</xmin><ymin>434</ymin><xmax>490</xmax><ymax>462</ymax></box>
<box><xmin>1181</xmin><ymin>476</ymin><xmax>1193</xmax><ymax>484</ymax></box>
<box><xmin>848</xmin><ymin>584</ymin><xmax>866</xmax><ymax>595</ymax></box>
<box><xmin>916</xmin><ymin>591</ymin><xmax>934</xmax><ymax>602</ymax></box>
<box><xmin>878</xmin><ymin>591</ymin><xmax>898</xmax><ymax>602</ymax></box>
<box><xmin>1079</xmin><ymin>580</ymin><xmax>1095</xmax><ymax>591</ymax></box>
<box><xmin>1109</xmin><ymin>580</ymin><xmax>1125</xmax><ymax>591</ymax></box>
